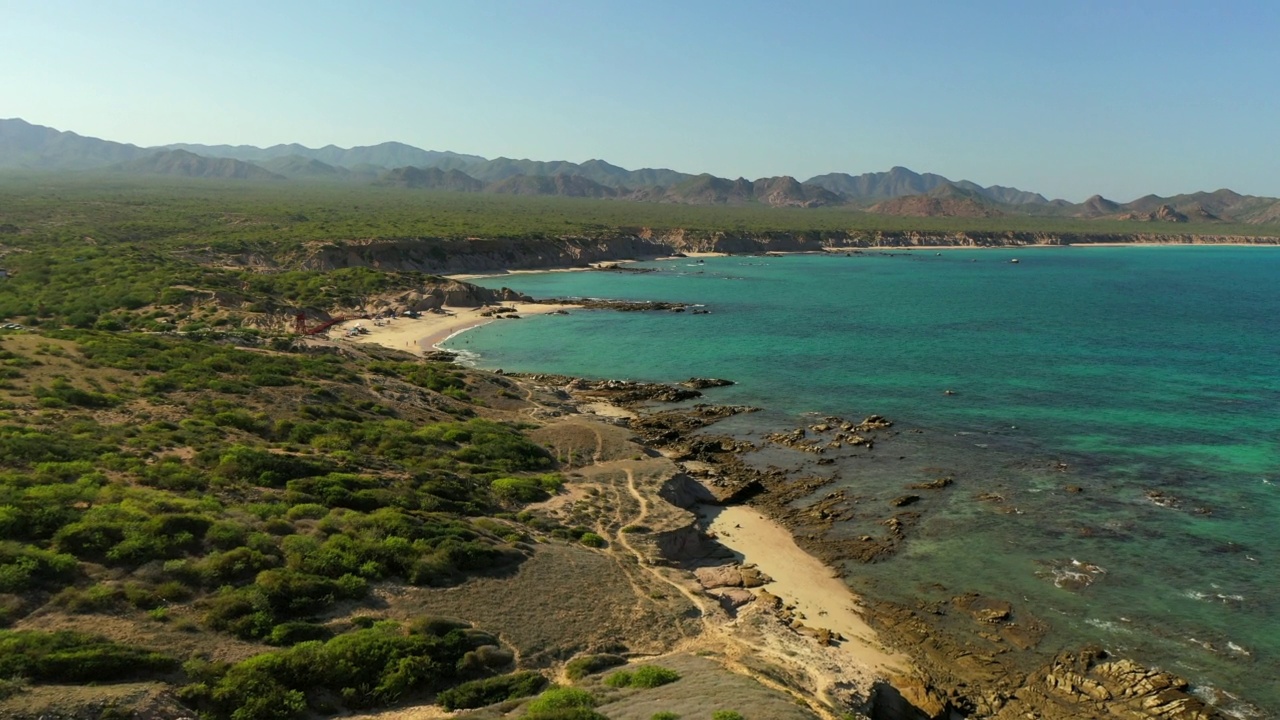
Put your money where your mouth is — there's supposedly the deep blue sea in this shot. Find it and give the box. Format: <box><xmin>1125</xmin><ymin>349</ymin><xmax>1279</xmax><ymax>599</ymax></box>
<box><xmin>446</xmin><ymin>247</ymin><xmax>1280</xmax><ymax>716</ymax></box>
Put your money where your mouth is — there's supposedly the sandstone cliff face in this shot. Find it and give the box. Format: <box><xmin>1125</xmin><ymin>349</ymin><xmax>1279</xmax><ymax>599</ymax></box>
<box><xmin>291</xmin><ymin>236</ymin><xmax>673</xmax><ymax>274</ymax></box>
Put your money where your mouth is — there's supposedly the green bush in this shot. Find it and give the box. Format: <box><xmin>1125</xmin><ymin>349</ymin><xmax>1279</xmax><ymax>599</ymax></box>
<box><xmin>603</xmin><ymin>670</ymin><xmax>632</xmax><ymax>688</ymax></box>
<box><xmin>712</xmin><ymin>711</ymin><xmax>745</xmax><ymax>720</ymax></box>
<box><xmin>564</xmin><ymin>653</ymin><xmax>626</xmax><ymax>681</ymax></box>
<box><xmin>526</xmin><ymin>708</ymin><xmax>610</xmax><ymax>720</ymax></box>
<box><xmin>435</xmin><ymin>670</ymin><xmax>547</xmax><ymax>710</ymax></box>
<box><xmin>491</xmin><ymin>476</ymin><xmax>551</xmax><ymax>504</ymax></box>
<box><xmin>0</xmin><ymin>676</ymin><xmax>28</xmax><ymax>701</ymax></box>
<box><xmin>603</xmin><ymin>664</ymin><xmax>682</xmax><ymax>689</ymax></box>
<box><xmin>193</xmin><ymin>621</ymin><xmax>492</xmax><ymax>719</ymax></box>
<box><xmin>578</xmin><ymin>532</ymin><xmax>606</xmax><ymax>548</ymax></box>
<box><xmin>650</xmin><ymin>713</ymin><xmax>680</xmax><ymax>720</ymax></box>
<box><xmin>0</xmin><ymin>543</ymin><xmax>78</xmax><ymax>593</ymax></box>
<box><xmin>266</xmin><ymin>621</ymin><xmax>334</xmax><ymax>646</ymax></box>
<box><xmin>526</xmin><ymin>687</ymin><xmax>597</xmax><ymax>714</ymax></box>
<box><xmin>0</xmin><ymin>630</ymin><xmax>178</xmax><ymax>683</ymax></box>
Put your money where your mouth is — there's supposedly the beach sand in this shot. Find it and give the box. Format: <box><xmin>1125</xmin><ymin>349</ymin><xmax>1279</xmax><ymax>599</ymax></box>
<box><xmin>704</xmin><ymin>505</ymin><xmax>908</xmax><ymax>675</ymax></box>
<box><xmin>332</xmin><ymin>302</ymin><xmax>581</xmax><ymax>355</ymax></box>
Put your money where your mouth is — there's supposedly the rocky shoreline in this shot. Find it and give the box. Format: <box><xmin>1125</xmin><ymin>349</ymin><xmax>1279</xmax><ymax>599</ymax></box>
<box><xmin>514</xmin><ymin>373</ymin><xmax>1236</xmax><ymax>720</ymax></box>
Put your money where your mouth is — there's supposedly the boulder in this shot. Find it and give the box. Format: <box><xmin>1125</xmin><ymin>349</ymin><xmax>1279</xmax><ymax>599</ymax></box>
<box><xmin>713</xmin><ymin>588</ymin><xmax>755</xmax><ymax>612</ymax></box>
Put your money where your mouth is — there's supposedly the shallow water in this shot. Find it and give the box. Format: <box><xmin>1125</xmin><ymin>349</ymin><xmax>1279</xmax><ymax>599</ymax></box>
<box><xmin>447</xmin><ymin>248</ymin><xmax>1280</xmax><ymax>715</ymax></box>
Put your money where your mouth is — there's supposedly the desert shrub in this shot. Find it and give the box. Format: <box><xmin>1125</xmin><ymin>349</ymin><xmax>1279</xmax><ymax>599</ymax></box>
<box><xmin>201</xmin><ymin>586</ymin><xmax>275</xmax><ymax>640</ymax></box>
<box><xmin>650</xmin><ymin>713</ymin><xmax>680</xmax><ymax>720</ymax></box>
<box><xmin>0</xmin><ymin>543</ymin><xmax>78</xmax><ymax>593</ymax></box>
<box><xmin>491</xmin><ymin>476</ymin><xmax>550</xmax><ymax>504</ymax></box>
<box><xmin>578</xmin><ymin>532</ymin><xmax>606</xmax><ymax>548</ymax></box>
<box><xmin>368</xmin><ymin>361</ymin><xmax>467</xmax><ymax>394</ymax></box>
<box><xmin>410</xmin><ymin>616</ymin><xmax>471</xmax><ymax>637</ymax></box>
<box><xmin>0</xmin><ymin>630</ymin><xmax>177</xmax><ymax>683</ymax></box>
<box><xmin>712</xmin><ymin>711</ymin><xmax>745</xmax><ymax>720</ymax></box>
<box><xmin>204</xmin><ymin>520</ymin><xmax>249</xmax><ymax>550</ymax></box>
<box><xmin>435</xmin><ymin>670</ymin><xmax>548</xmax><ymax>710</ymax></box>
<box><xmin>603</xmin><ymin>670</ymin><xmax>632</xmax><ymax>688</ymax></box>
<box><xmin>213</xmin><ymin>445</ymin><xmax>329</xmax><ymax>486</ymax></box>
<box><xmin>266</xmin><ymin>621</ymin><xmax>333</xmax><ymax>646</ymax></box>
<box><xmin>32</xmin><ymin>379</ymin><xmax>121</xmax><ymax>408</ymax></box>
<box><xmin>629</xmin><ymin>665</ymin><xmax>680</xmax><ymax>688</ymax></box>
<box><xmin>457</xmin><ymin>644</ymin><xmax>514</xmax><ymax>675</ymax></box>
<box><xmin>525</xmin><ymin>687</ymin><xmax>597</xmax><ymax>714</ymax></box>
<box><xmin>189</xmin><ymin>547</ymin><xmax>279</xmax><ymax>587</ymax></box>
<box><xmin>284</xmin><ymin>503</ymin><xmax>328</xmax><ymax>521</ymax></box>
<box><xmin>525</xmin><ymin>708</ymin><xmax>610</xmax><ymax>720</ymax></box>
<box><xmin>536</xmin><ymin>474</ymin><xmax>564</xmax><ymax>493</ymax></box>
<box><xmin>50</xmin><ymin>584</ymin><xmax>123</xmax><ymax>613</ymax></box>
<box><xmin>440</xmin><ymin>420</ymin><xmax>552</xmax><ymax>472</ymax></box>
<box><xmin>565</xmin><ymin>653</ymin><xmax>626</xmax><ymax>681</ymax></box>
<box><xmin>256</xmin><ymin>569</ymin><xmax>367</xmax><ymax>615</ymax></box>
<box><xmin>193</xmin><ymin>621</ymin><xmax>490</xmax><ymax>719</ymax></box>
<box><xmin>0</xmin><ymin>676</ymin><xmax>28</xmax><ymax>700</ymax></box>
<box><xmin>140</xmin><ymin>460</ymin><xmax>208</xmax><ymax>491</ymax></box>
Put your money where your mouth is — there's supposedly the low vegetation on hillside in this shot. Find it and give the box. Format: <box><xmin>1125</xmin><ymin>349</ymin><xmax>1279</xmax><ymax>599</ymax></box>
<box><xmin>0</xmin><ymin>327</ymin><xmax>609</xmax><ymax>717</ymax></box>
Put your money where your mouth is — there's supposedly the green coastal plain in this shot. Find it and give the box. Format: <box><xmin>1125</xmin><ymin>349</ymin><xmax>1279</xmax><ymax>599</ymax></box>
<box><xmin>0</xmin><ymin>175</ymin><xmax>1274</xmax><ymax>720</ymax></box>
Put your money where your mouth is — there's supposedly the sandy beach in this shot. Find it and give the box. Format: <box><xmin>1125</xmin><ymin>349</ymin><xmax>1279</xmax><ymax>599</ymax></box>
<box><xmin>331</xmin><ymin>302</ymin><xmax>581</xmax><ymax>355</ymax></box>
<box><xmin>704</xmin><ymin>505</ymin><xmax>908</xmax><ymax>675</ymax></box>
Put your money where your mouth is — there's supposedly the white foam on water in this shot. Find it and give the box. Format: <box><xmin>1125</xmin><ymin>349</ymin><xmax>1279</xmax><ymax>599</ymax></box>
<box><xmin>1085</xmin><ymin>618</ymin><xmax>1133</xmax><ymax>634</ymax></box>
<box><xmin>445</xmin><ymin>347</ymin><xmax>483</xmax><ymax>367</ymax></box>
<box><xmin>1195</xmin><ymin>684</ymin><xmax>1267</xmax><ymax>720</ymax></box>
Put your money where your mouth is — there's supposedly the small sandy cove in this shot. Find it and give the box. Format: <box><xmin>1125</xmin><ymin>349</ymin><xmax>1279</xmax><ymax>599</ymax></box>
<box><xmin>705</xmin><ymin>505</ymin><xmax>908</xmax><ymax>674</ymax></box>
<box><xmin>332</xmin><ymin>303</ymin><xmax>579</xmax><ymax>355</ymax></box>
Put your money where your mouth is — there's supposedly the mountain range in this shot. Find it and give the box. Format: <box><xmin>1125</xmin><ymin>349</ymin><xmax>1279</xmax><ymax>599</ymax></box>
<box><xmin>3</xmin><ymin>118</ymin><xmax>1278</xmax><ymax>224</ymax></box>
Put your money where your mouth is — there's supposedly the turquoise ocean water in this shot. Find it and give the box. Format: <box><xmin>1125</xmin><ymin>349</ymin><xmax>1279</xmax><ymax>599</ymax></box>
<box><xmin>445</xmin><ymin>248</ymin><xmax>1280</xmax><ymax>716</ymax></box>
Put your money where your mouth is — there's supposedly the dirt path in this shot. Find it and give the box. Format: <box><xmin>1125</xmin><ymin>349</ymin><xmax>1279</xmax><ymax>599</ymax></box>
<box><xmin>587</xmin><ymin>460</ymin><xmax>853</xmax><ymax>720</ymax></box>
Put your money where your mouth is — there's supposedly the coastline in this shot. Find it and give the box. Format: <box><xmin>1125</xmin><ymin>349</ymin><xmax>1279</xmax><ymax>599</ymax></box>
<box><xmin>332</xmin><ymin>302</ymin><xmax>581</xmax><ymax>355</ymax></box>
<box><xmin>701</xmin><ymin>503</ymin><xmax>908</xmax><ymax>674</ymax></box>
<box><xmin>348</xmin><ymin>320</ymin><xmax>921</xmax><ymax>716</ymax></box>
<box><xmin>339</xmin><ymin>270</ymin><xmax>1249</xmax><ymax>719</ymax></box>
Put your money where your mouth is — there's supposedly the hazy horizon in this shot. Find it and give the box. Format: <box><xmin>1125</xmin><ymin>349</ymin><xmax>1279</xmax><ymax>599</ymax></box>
<box><xmin>3</xmin><ymin>1</ymin><xmax>1277</xmax><ymax>202</ymax></box>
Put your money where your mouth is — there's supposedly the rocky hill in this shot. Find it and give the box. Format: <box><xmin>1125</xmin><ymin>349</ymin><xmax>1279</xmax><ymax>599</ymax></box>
<box><xmin>0</xmin><ymin>117</ymin><xmax>147</xmax><ymax>169</ymax></box>
<box><xmin>486</xmin><ymin>173</ymin><xmax>620</xmax><ymax>198</ymax></box>
<box><xmin>116</xmin><ymin>149</ymin><xmax>285</xmax><ymax>180</ymax></box>
<box><xmin>258</xmin><ymin>155</ymin><xmax>354</xmax><ymax>180</ymax></box>
<box><xmin>164</xmin><ymin>139</ymin><xmax>485</xmax><ymax>170</ymax></box>
<box><xmin>661</xmin><ymin>174</ymin><xmax>841</xmax><ymax>207</ymax></box>
<box><xmin>869</xmin><ymin>194</ymin><xmax>1003</xmax><ymax>218</ymax></box>
<box><xmin>376</xmin><ymin>166</ymin><xmax>486</xmax><ymax>192</ymax></box>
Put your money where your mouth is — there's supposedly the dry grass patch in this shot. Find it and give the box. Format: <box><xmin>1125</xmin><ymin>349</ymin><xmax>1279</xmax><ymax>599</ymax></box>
<box><xmin>590</xmin><ymin>654</ymin><xmax>821</xmax><ymax>720</ymax></box>
<box><xmin>371</xmin><ymin>543</ymin><xmax>699</xmax><ymax>666</ymax></box>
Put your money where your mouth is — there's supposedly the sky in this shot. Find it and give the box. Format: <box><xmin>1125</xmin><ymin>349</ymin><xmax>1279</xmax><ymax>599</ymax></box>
<box><xmin>2</xmin><ymin>0</ymin><xmax>1278</xmax><ymax>201</ymax></box>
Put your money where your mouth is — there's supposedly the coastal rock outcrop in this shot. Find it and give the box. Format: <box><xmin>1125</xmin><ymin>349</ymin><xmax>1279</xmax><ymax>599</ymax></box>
<box><xmin>680</xmin><ymin>377</ymin><xmax>735</xmax><ymax>389</ymax></box>
<box><xmin>379</xmin><ymin>279</ymin><xmax>533</xmax><ymax>311</ymax></box>
<box><xmin>1018</xmin><ymin>646</ymin><xmax>1223</xmax><ymax>719</ymax></box>
<box><xmin>693</xmin><ymin>563</ymin><xmax>772</xmax><ymax>589</ymax></box>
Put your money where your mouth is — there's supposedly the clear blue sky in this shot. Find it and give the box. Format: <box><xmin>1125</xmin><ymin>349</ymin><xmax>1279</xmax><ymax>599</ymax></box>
<box><xmin>2</xmin><ymin>0</ymin><xmax>1277</xmax><ymax>201</ymax></box>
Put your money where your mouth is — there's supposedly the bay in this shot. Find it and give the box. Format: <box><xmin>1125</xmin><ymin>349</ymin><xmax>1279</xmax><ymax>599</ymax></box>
<box><xmin>445</xmin><ymin>247</ymin><xmax>1280</xmax><ymax>716</ymax></box>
